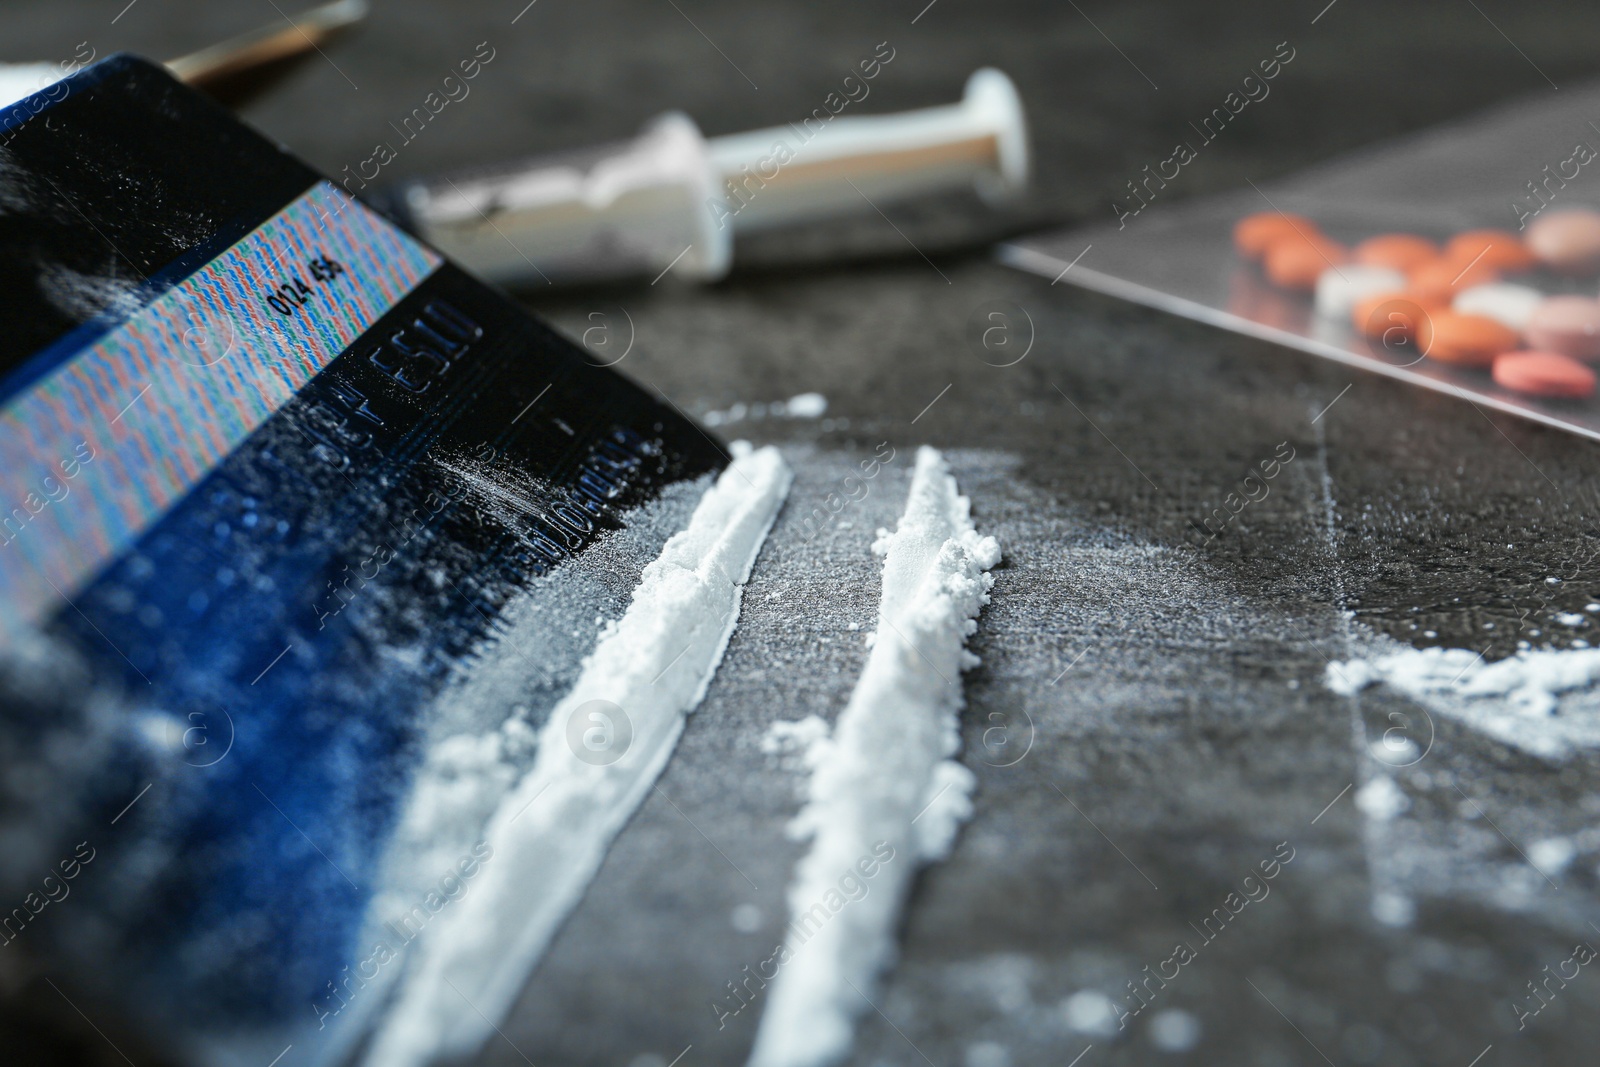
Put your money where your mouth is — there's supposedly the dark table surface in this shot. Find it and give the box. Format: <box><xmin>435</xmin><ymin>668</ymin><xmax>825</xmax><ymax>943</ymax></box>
<box><xmin>12</xmin><ymin>2</ymin><xmax>1600</xmax><ymax>1065</ymax></box>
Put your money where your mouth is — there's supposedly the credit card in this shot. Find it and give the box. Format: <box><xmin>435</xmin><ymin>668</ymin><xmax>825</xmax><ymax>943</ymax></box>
<box><xmin>0</xmin><ymin>55</ymin><xmax>724</xmax><ymax>1065</ymax></box>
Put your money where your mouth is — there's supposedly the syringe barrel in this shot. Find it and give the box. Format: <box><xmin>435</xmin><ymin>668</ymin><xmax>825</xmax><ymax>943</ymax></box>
<box><xmin>392</xmin><ymin>112</ymin><xmax>730</xmax><ymax>288</ymax></box>
<box><xmin>707</xmin><ymin>68</ymin><xmax>1028</xmax><ymax>232</ymax></box>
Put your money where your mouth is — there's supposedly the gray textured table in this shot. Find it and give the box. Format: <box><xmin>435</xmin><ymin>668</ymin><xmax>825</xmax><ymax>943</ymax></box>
<box><xmin>11</xmin><ymin>2</ymin><xmax>1600</xmax><ymax>1065</ymax></box>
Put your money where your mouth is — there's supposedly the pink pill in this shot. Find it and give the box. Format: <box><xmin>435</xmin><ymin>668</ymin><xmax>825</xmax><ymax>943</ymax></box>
<box><xmin>1493</xmin><ymin>351</ymin><xmax>1597</xmax><ymax>398</ymax></box>
<box><xmin>1525</xmin><ymin>208</ymin><xmax>1600</xmax><ymax>273</ymax></box>
<box><xmin>1525</xmin><ymin>295</ymin><xmax>1600</xmax><ymax>359</ymax></box>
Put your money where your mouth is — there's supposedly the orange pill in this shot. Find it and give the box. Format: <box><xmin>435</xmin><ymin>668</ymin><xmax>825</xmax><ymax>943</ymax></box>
<box><xmin>1354</xmin><ymin>234</ymin><xmax>1437</xmax><ymax>272</ymax></box>
<box><xmin>1234</xmin><ymin>211</ymin><xmax>1320</xmax><ymax>259</ymax></box>
<box><xmin>1264</xmin><ymin>237</ymin><xmax>1349</xmax><ymax>291</ymax></box>
<box><xmin>1444</xmin><ymin>229</ymin><xmax>1538</xmax><ymax>272</ymax></box>
<box><xmin>1417</xmin><ymin>311</ymin><xmax>1519</xmax><ymax>366</ymax></box>
<box><xmin>1408</xmin><ymin>257</ymin><xmax>1499</xmax><ymax>305</ymax></box>
<box><xmin>1350</xmin><ymin>289</ymin><xmax>1440</xmax><ymax>340</ymax></box>
<box><xmin>1493</xmin><ymin>350</ymin><xmax>1598</xmax><ymax>397</ymax></box>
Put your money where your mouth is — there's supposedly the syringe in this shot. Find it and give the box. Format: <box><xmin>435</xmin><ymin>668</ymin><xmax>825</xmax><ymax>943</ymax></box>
<box><xmin>376</xmin><ymin>68</ymin><xmax>1029</xmax><ymax>288</ymax></box>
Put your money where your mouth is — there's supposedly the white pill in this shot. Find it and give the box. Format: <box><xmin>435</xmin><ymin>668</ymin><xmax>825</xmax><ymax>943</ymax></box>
<box><xmin>1314</xmin><ymin>265</ymin><xmax>1406</xmax><ymax>319</ymax></box>
<box><xmin>1452</xmin><ymin>282</ymin><xmax>1544</xmax><ymax>332</ymax></box>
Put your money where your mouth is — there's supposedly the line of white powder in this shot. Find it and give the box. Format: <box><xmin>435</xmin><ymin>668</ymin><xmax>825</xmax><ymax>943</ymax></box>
<box><xmin>746</xmin><ymin>446</ymin><xmax>1000</xmax><ymax>1067</ymax></box>
<box><xmin>362</xmin><ymin>443</ymin><xmax>791</xmax><ymax>1067</ymax></box>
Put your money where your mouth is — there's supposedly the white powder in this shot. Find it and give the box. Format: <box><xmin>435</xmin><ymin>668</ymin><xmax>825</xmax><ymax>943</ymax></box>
<box><xmin>1354</xmin><ymin>775</ymin><xmax>1410</xmax><ymax>821</ymax></box>
<box><xmin>762</xmin><ymin>714</ymin><xmax>832</xmax><ymax>777</ymax></box>
<box><xmin>1327</xmin><ymin>643</ymin><xmax>1600</xmax><ymax>759</ymax></box>
<box><xmin>1061</xmin><ymin>989</ymin><xmax>1121</xmax><ymax>1037</ymax></box>
<box><xmin>1333</xmin><ymin>638</ymin><xmax>1600</xmax><ymax>927</ymax></box>
<box><xmin>362</xmin><ymin>443</ymin><xmax>790</xmax><ymax>1067</ymax></box>
<box><xmin>964</xmin><ymin>1040</ymin><xmax>1012</xmax><ymax>1067</ymax></box>
<box><xmin>704</xmin><ymin>393</ymin><xmax>829</xmax><ymax>427</ymax></box>
<box><xmin>783</xmin><ymin>392</ymin><xmax>829</xmax><ymax>418</ymax></box>
<box><xmin>1528</xmin><ymin>836</ymin><xmax>1576</xmax><ymax>876</ymax></box>
<box><xmin>1371</xmin><ymin>891</ymin><xmax>1416</xmax><ymax>927</ymax></box>
<box><xmin>1147</xmin><ymin>1007</ymin><xmax>1202</xmax><ymax>1053</ymax></box>
<box><xmin>746</xmin><ymin>446</ymin><xmax>999</xmax><ymax>1067</ymax></box>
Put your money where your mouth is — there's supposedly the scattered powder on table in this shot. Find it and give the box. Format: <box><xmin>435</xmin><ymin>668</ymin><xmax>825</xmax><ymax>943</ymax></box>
<box><xmin>1326</xmin><ymin>643</ymin><xmax>1600</xmax><ymax>759</ymax></box>
<box><xmin>762</xmin><ymin>714</ymin><xmax>832</xmax><ymax>777</ymax></box>
<box><xmin>362</xmin><ymin>443</ymin><xmax>791</xmax><ymax>1067</ymax></box>
<box><xmin>1354</xmin><ymin>775</ymin><xmax>1410</xmax><ymax>822</ymax></box>
<box><xmin>747</xmin><ymin>446</ymin><xmax>1000</xmax><ymax>1067</ymax></box>
<box><xmin>704</xmin><ymin>392</ymin><xmax>828</xmax><ymax>427</ymax></box>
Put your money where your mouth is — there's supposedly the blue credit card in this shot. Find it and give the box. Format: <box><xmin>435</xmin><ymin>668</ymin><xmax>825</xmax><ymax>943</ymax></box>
<box><xmin>0</xmin><ymin>54</ymin><xmax>724</xmax><ymax>1064</ymax></box>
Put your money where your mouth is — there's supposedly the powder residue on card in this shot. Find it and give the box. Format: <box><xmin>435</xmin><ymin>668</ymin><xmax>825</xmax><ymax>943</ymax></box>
<box><xmin>362</xmin><ymin>443</ymin><xmax>790</xmax><ymax>1067</ymax></box>
<box><xmin>747</xmin><ymin>446</ymin><xmax>999</xmax><ymax>1067</ymax></box>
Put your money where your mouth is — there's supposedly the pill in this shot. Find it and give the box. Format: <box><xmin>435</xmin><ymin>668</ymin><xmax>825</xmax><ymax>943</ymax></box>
<box><xmin>1524</xmin><ymin>295</ymin><xmax>1600</xmax><ymax>359</ymax></box>
<box><xmin>1353</xmin><ymin>234</ymin><xmax>1437</xmax><ymax>272</ymax></box>
<box><xmin>1314</xmin><ymin>264</ymin><xmax>1407</xmax><ymax>319</ymax></box>
<box><xmin>1264</xmin><ymin>237</ymin><xmax>1350</xmax><ymax>291</ymax></box>
<box><xmin>1351</xmin><ymin>290</ymin><xmax>1439</xmax><ymax>341</ymax></box>
<box><xmin>1451</xmin><ymin>282</ymin><xmax>1545</xmax><ymax>331</ymax></box>
<box><xmin>1444</xmin><ymin>229</ymin><xmax>1538</xmax><ymax>272</ymax></box>
<box><xmin>1408</xmin><ymin>256</ymin><xmax>1498</xmax><ymax>305</ymax></box>
<box><xmin>1233</xmin><ymin>211</ymin><xmax>1320</xmax><ymax>259</ymax></box>
<box><xmin>1416</xmin><ymin>311</ymin><xmax>1519</xmax><ymax>366</ymax></box>
<box><xmin>1492</xmin><ymin>350</ymin><xmax>1598</xmax><ymax>397</ymax></box>
<box><xmin>1525</xmin><ymin>208</ymin><xmax>1600</xmax><ymax>273</ymax></box>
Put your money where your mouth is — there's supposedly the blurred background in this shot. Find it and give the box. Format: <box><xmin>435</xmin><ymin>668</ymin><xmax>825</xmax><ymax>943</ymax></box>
<box><xmin>16</xmin><ymin>0</ymin><xmax>1600</xmax><ymax>286</ymax></box>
